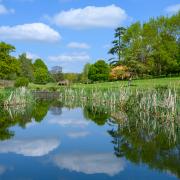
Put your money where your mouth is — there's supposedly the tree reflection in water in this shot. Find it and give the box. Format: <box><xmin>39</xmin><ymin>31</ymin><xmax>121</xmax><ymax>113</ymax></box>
<box><xmin>0</xmin><ymin>98</ymin><xmax>180</xmax><ymax>178</ymax></box>
<box><xmin>108</xmin><ymin>109</ymin><xmax>180</xmax><ymax>178</ymax></box>
<box><xmin>83</xmin><ymin>105</ymin><xmax>110</xmax><ymax>126</ymax></box>
<box><xmin>0</xmin><ymin>100</ymin><xmax>63</xmax><ymax>141</ymax></box>
<box><xmin>61</xmin><ymin>95</ymin><xmax>180</xmax><ymax>179</ymax></box>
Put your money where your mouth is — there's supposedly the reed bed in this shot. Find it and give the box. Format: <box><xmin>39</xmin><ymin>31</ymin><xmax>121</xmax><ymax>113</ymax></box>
<box><xmin>59</xmin><ymin>86</ymin><xmax>132</xmax><ymax>112</ymax></box>
<box><xmin>3</xmin><ymin>87</ymin><xmax>33</xmax><ymax>107</ymax></box>
<box><xmin>59</xmin><ymin>86</ymin><xmax>180</xmax><ymax>142</ymax></box>
<box><xmin>59</xmin><ymin>86</ymin><xmax>179</xmax><ymax>114</ymax></box>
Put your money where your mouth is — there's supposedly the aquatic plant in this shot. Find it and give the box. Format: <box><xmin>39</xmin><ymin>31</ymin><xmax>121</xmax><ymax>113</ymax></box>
<box><xmin>4</xmin><ymin>87</ymin><xmax>33</xmax><ymax>107</ymax></box>
<box><xmin>58</xmin><ymin>86</ymin><xmax>179</xmax><ymax>143</ymax></box>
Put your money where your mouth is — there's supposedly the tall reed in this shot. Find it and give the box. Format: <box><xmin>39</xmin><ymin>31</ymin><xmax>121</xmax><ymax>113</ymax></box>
<box><xmin>4</xmin><ymin>87</ymin><xmax>33</xmax><ymax>107</ymax></box>
<box><xmin>58</xmin><ymin>86</ymin><xmax>179</xmax><ymax>143</ymax></box>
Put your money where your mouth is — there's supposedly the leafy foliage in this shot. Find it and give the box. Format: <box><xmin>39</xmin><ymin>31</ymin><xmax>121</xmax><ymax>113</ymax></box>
<box><xmin>14</xmin><ymin>77</ymin><xmax>29</xmax><ymax>87</ymax></box>
<box><xmin>108</xmin><ymin>27</ymin><xmax>126</xmax><ymax>65</ymax></box>
<box><xmin>81</xmin><ymin>63</ymin><xmax>91</xmax><ymax>83</ymax></box>
<box><xmin>109</xmin><ymin>12</ymin><xmax>180</xmax><ymax>76</ymax></box>
<box><xmin>33</xmin><ymin>59</ymin><xmax>49</xmax><ymax>84</ymax></box>
<box><xmin>109</xmin><ymin>65</ymin><xmax>131</xmax><ymax>80</ymax></box>
<box><xmin>18</xmin><ymin>53</ymin><xmax>34</xmax><ymax>81</ymax></box>
<box><xmin>0</xmin><ymin>42</ymin><xmax>19</xmax><ymax>80</ymax></box>
<box><xmin>88</xmin><ymin>60</ymin><xmax>110</xmax><ymax>82</ymax></box>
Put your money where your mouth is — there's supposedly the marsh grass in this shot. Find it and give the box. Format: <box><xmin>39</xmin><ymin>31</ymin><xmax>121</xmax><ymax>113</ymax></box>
<box><xmin>3</xmin><ymin>87</ymin><xmax>33</xmax><ymax>107</ymax></box>
<box><xmin>59</xmin><ymin>86</ymin><xmax>179</xmax><ymax>142</ymax></box>
<box><xmin>59</xmin><ymin>86</ymin><xmax>179</xmax><ymax>112</ymax></box>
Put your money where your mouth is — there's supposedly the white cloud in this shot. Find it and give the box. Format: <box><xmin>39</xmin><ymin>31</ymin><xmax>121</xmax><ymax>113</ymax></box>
<box><xmin>48</xmin><ymin>52</ymin><xmax>91</xmax><ymax>72</ymax></box>
<box><xmin>67</xmin><ymin>42</ymin><xmax>90</xmax><ymax>49</ymax></box>
<box><xmin>49</xmin><ymin>118</ymin><xmax>89</xmax><ymax>128</ymax></box>
<box><xmin>26</xmin><ymin>52</ymin><xmax>40</xmax><ymax>60</ymax></box>
<box><xmin>0</xmin><ymin>23</ymin><xmax>61</xmax><ymax>42</ymax></box>
<box><xmin>48</xmin><ymin>52</ymin><xmax>90</xmax><ymax>63</ymax></box>
<box><xmin>49</xmin><ymin>4</ymin><xmax>128</xmax><ymax>29</ymax></box>
<box><xmin>67</xmin><ymin>131</ymin><xmax>90</xmax><ymax>138</ymax></box>
<box><xmin>165</xmin><ymin>4</ymin><xmax>180</xmax><ymax>14</ymax></box>
<box><xmin>53</xmin><ymin>152</ymin><xmax>125</xmax><ymax>176</ymax></box>
<box><xmin>0</xmin><ymin>4</ymin><xmax>14</xmax><ymax>14</ymax></box>
<box><xmin>0</xmin><ymin>138</ymin><xmax>60</xmax><ymax>157</ymax></box>
<box><xmin>25</xmin><ymin>120</ymin><xmax>39</xmax><ymax>128</ymax></box>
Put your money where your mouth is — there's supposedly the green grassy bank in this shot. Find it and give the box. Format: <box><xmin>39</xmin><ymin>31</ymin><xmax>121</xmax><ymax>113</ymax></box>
<box><xmin>28</xmin><ymin>77</ymin><xmax>180</xmax><ymax>91</ymax></box>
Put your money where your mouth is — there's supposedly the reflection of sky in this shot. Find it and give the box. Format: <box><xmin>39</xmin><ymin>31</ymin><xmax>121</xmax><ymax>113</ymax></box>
<box><xmin>48</xmin><ymin>108</ymin><xmax>90</xmax><ymax>128</ymax></box>
<box><xmin>0</xmin><ymin>165</ymin><xmax>6</xmax><ymax>175</ymax></box>
<box><xmin>67</xmin><ymin>131</ymin><xmax>90</xmax><ymax>138</ymax></box>
<box><xmin>0</xmin><ymin>107</ymin><xmax>178</xmax><ymax>180</ymax></box>
<box><xmin>53</xmin><ymin>152</ymin><xmax>125</xmax><ymax>176</ymax></box>
<box><xmin>0</xmin><ymin>138</ymin><xmax>60</xmax><ymax>157</ymax></box>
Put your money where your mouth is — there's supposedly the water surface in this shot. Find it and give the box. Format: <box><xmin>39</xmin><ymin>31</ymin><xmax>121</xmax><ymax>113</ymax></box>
<box><xmin>0</xmin><ymin>100</ymin><xmax>179</xmax><ymax>180</ymax></box>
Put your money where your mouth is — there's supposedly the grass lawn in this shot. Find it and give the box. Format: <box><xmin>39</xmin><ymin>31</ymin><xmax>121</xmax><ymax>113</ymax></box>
<box><xmin>29</xmin><ymin>77</ymin><xmax>180</xmax><ymax>91</ymax></box>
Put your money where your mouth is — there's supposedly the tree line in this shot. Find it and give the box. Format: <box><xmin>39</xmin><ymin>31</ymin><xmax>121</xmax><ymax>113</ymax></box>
<box><xmin>0</xmin><ymin>12</ymin><xmax>179</xmax><ymax>84</ymax></box>
<box><xmin>84</xmin><ymin>11</ymin><xmax>180</xmax><ymax>82</ymax></box>
<box><xmin>0</xmin><ymin>42</ymin><xmax>64</xmax><ymax>85</ymax></box>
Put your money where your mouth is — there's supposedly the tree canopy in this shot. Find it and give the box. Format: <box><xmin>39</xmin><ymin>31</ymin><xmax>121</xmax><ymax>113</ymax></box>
<box><xmin>0</xmin><ymin>42</ymin><xmax>19</xmax><ymax>80</ymax></box>
<box><xmin>109</xmin><ymin>11</ymin><xmax>180</xmax><ymax>77</ymax></box>
<box><xmin>88</xmin><ymin>60</ymin><xmax>110</xmax><ymax>81</ymax></box>
<box><xmin>18</xmin><ymin>53</ymin><xmax>34</xmax><ymax>81</ymax></box>
<box><xmin>33</xmin><ymin>59</ymin><xmax>49</xmax><ymax>84</ymax></box>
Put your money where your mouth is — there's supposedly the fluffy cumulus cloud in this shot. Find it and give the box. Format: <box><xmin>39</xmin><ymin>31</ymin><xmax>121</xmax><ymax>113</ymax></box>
<box><xmin>48</xmin><ymin>52</ymin><xmax>90</xmax><ymax>63</ymax></box>
<box><xmin>67</xmin><ymin>42</ymin><xmax>90</xmax><ymax>49</ymax></box>
<box><xmin>0</xmin><ymin>23</ymin><xmax>61</xmax><ymax>42</ymax></box>
<box><xmin>0</xmin><ymin>4</ymin><xmax>14</xmax><ymax>14</ymax></box>
<box><xmin>49</xmin><ymin>4</ymin><xmax>128</xmax><ymax>29</ymax></box>
<box><xmin>53</xmin><ymin>152</ymin><xmax>125</xmax><ymax>176</ymax></box>
<box><xmin>165</xmin><ymin>4</ymin><xmax>180</xmax><ymax>14</ymax></box>
<box><xmin>0</xmin><ymin>138</ymin><xmax>60</xmax><ymax>157</ymax></box>
<box><xmin>48</xmin><ymin>52</ymin><xmax>91</xmax><ymax>72</ymax></box>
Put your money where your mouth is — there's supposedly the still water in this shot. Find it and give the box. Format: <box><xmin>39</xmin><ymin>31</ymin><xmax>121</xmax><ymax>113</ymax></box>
<box><xmin>0</xmin><ymin>100</ymin><xmax>179</xmax><ymax>180</ymax></box>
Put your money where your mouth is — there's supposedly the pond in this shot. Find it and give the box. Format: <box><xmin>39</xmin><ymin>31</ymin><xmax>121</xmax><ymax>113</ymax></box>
<box><xmin>0</xmin><ymin>100</ymin><xmax>179</xmax><ymax>180</ymax></box>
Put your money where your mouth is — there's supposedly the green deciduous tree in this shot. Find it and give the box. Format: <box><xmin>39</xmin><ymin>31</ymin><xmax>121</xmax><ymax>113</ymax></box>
<box><xmin>0</xmin><ymin>42</ymin><xmax>19</xmax><ymax>79</ymax></box>
<box><xmin>64</xmin><ymin>73</ymin><xmax>80</xmax><ymax>83</ymax></box>
<box><xmin>81</xmin><ymin>63</ymin><xmax>91</xmax><ymax>83</ymax></box>
<box><xmin>18</xmin><ymin>53</ymin><xmax>34</xmax><ymax>81</ymax></box>
<box><xmin>109</xmin><ymin>11</ymin><xmax>180</xmax><ymax>77</ymax></box>
<box><xmin>88</xmin><ymin>60</ymin><xmax>110</xmax><ymax>82</ymax></box>
<box><xmin>33</xmin><ymin>59</ymin><xmax>49</xmax><ymax>84</ymax></box>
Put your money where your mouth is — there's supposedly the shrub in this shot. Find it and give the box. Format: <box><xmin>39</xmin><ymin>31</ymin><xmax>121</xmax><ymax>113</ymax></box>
<box><xmin>109</xmin><ymin>65</ymin><xmax>131</xmax><ymax>80</ymax></box>
<box><xmin>48</xmin><ymin>86</ymin><xmax>58</xmax><ymax>92</ymax></box>
<box><xmin>14</xmin><ymin>77</ymin><xmax>29</xmax><ymax>87</ymax></box>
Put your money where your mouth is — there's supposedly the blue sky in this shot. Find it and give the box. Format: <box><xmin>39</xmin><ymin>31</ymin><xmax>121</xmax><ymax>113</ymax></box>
<box><xmin>0</xmin><ymin>0</ymin><xmax>179</xmax><ymax>72</ymax></box>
